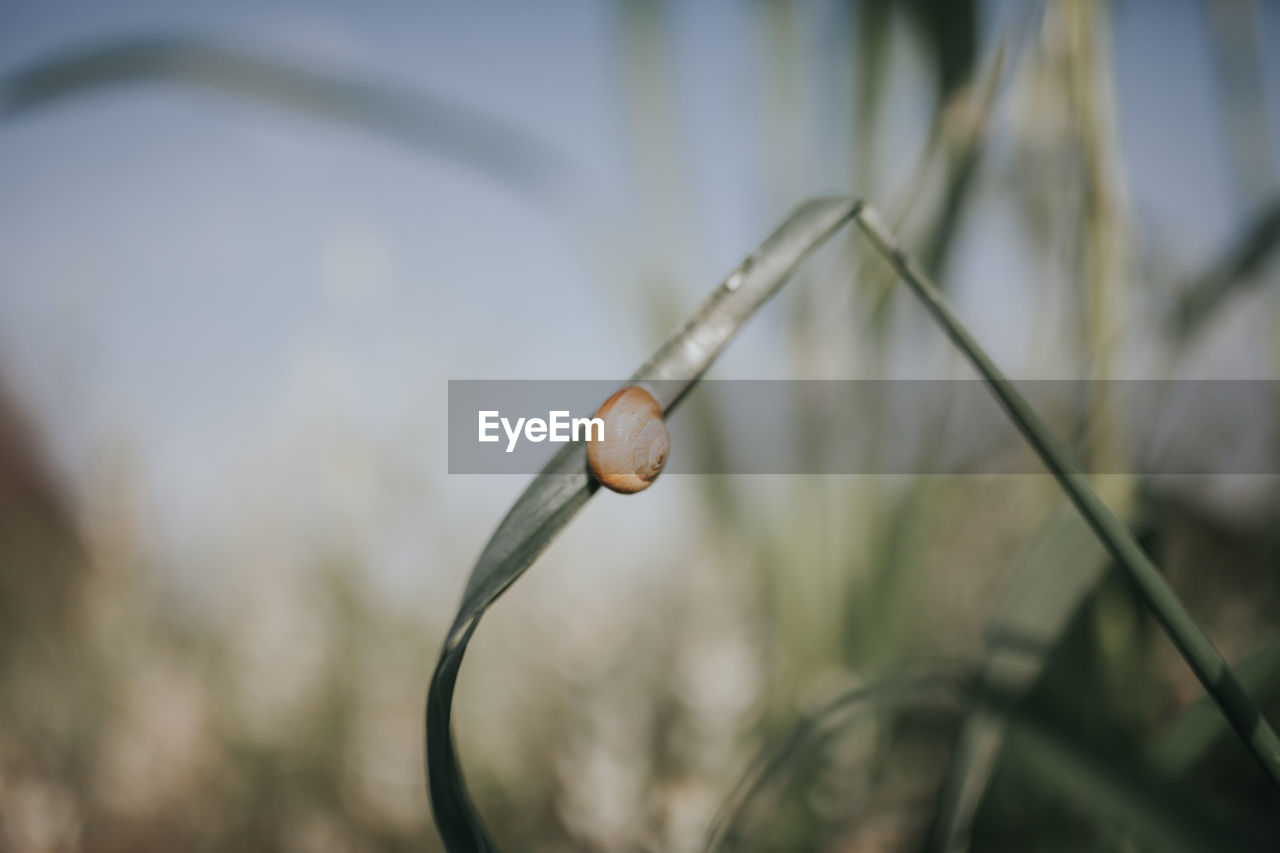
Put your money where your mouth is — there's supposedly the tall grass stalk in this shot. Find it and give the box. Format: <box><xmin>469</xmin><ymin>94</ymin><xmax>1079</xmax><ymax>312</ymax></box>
<box><xmin>853</xmin><ymin>201</ymin><xmax>1280</xmax><ymax>792</ymax></box>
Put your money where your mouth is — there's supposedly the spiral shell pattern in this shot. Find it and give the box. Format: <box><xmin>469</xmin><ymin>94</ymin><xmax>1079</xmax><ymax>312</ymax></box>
<box><xmin>586</xmin><ymin>386</ymin><xmax>668</xmax><ymax>494</ymax></box>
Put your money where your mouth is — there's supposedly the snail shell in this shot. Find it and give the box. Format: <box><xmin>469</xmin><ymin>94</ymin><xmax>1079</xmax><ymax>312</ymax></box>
<box><xmin>587</xmin><ymin>386</ymin><xmax>669</xmax><ymax>494</ymax></box>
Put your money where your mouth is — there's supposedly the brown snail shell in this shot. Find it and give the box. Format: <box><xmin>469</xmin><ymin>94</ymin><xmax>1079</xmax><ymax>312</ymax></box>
<box><xmin>587</xmin><ymin>386</ymin><xmax>668</xmax><ymax>494</ymax></box>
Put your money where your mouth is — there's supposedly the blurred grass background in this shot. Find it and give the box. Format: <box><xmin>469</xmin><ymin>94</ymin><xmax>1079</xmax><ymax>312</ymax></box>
<box><xmin>2</xmin><ymin>0</ymin><xmax>1280</xmax><ymax>850</ymax></box>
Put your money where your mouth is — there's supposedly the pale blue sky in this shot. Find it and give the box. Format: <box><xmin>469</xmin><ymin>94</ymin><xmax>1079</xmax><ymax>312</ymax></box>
<box><xmin>1</xmin><ymin>0</ymin><xmax>1278</xmax><ymax>595</ymax></box>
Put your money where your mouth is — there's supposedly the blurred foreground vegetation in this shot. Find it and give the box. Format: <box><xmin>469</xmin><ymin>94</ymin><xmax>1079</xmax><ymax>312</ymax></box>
<box><xmin>3</xmin><ymin>1</ymin><xmax>1280</xmax><ymax>851</ymax></box>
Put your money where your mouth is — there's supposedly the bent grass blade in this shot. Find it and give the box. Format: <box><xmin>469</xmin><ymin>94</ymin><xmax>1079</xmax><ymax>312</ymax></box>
<box><xmin>852</xmin><ymin>202</ymin><xmax>1280</xmax><ymax>793</ymax></box>
<box><xmin>428</xmin><ymin>198</ymin><xmax>859</xmax><ymax>850</ymax></box>
<box><xmin>430</xmin><ymin>195</ymin><xmax>1280</xmax><ymax>851</ymax></box>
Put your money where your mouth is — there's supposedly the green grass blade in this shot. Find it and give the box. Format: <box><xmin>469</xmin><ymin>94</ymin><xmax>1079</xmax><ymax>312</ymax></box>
<box><xmin>431</xmin><ymin>195</ymin><xmax>1280</xmax><ymax>850</ymax></box>
<box><xmin>705</xmin><ymin>666</ymin><xmax>965</xmax><ymax>853</ymax></box>
<box><xmin>972</xmin><ymin>682</ymin><xmax>1249</xmax><ymax>853</ymax></box>
<box><xmin>930</xmin><ymin>506</ymin><xmax>1111</xmax><ymax>852</ymax></box>
<box><xmin>706</xmin><ymin>664</ymin><xmax>1243</xmax><ymax>853</ymax></box>
<box><xmin>428</xmin><ymin>198</ymin><xmax>859</xmax><ymax>851</ymax></box>
<box><xmin>1170</xmin><ymin>198</ymin><xmax>1280</xmax><ymax>341</ymax></box>
<box><xmin>1150</xmin><ymin>635</ymin><xmax>1280</xmax><ymax>776</ymax></box>
<box><xmin>0</xmin><ymin>36</ymin><xmax>571</xmax><ymax>198</ymax></box>
<box><xmin>852</xmin><ymin>202</ymin><xmax>1280</xmax><ymax>794</ymax></box>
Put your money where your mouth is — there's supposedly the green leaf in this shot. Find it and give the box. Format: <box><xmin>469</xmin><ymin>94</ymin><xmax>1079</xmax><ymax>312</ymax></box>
<box><xmin>704</xmin><ymin>666</ymin><xmax>966</xmax><ymax>853</ymax></box>
<box><xmin>427</xmin><ymin>198</ymin><xmax>859</xmax><ymax>851</ymax></box>
<box><xmin>1169</xmin><ymin>199</ymin><xmax>1280</xmax><ymax>341</ymax></box>
<box><xmin>1150</xmin><ymin>636</ymin><xmax>1280</xmax><ymax>776</ymax></box>
<box><xmin>854</xmin><ymin>201</ymin><xmax>1280</xmax><ymax>793</ymax></box>
<box><xmin>429</xmin><ymin>195</ymin><xmax>1280</xmax><ymax>850</ymax></box>
<box><xmin>0</xmin><ymin>36</ymin><xmax>572</xmax><ymax>199</ymax></box>
<box><xmin>705</xmin><ymin>665</ymin><xmax>1244</xmax><ymax>853</ymax></box>
<box><xmin>974</xmin><ymin>682</ymin><xmax>1248</xmax><ymax>853</ymax></box>
<box><xmin>929</xmin><ymin>506</ymin><xmax>1111</xmax><ymax>852</ymax></box>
